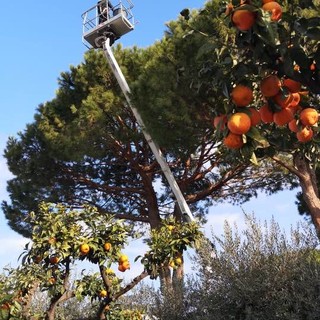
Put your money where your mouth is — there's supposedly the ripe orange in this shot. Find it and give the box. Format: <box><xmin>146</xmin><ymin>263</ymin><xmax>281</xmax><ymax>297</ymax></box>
<box><xmin>227</xmin><ymin>112</ymin><xmax>251</xmax><ymax>134</ymax></box>
<box><xmin>118</xmin><ymin>262</ymin><xmax>130</xmax><ymax>272</ymax></box>
<box><xmin>231</xmin><ymin>84</ymin><xmax>253</xmax><ymax>107</ymax></box>
<box><xmin>99</xmin><ymin>289</ymin><xmax>108</xmax><ymax>298</ymax></box>
<box><xmin>232</xmin><ymin>9</ymin><xmax>256</xmax><ymax>31</ymax></box>
<box><xmin>48</xmin><ymin>277</ymin><xmax>56</xmax><ymax>285</ymax></box>
<box><xmin>34</xmin><ymin>255</ymin><xmax>42</xmax><ymax>264</ymax></box>
<box><xmin>283</xmin><ymin>78</ymin><xmax>301</xmax><ymax>93</ymax></box>
<box><xmin>248</xmin><ymin>107</ymin><xmax>261</xmax><ymax>126</ymax></box>
<box><xmin>119</xmin><ymin>254</ymin><xmax>129</xmax><ymax>264</ymax></box>
<box><xmin>121</xmin><ymin>260</ymin><xmax>130</xmax><ymax>270</ymax></box>
<box><xmin>223</xmin><ymin>132</ymin><xmax>244</xmax><ymax>149</ymax></box>
<box><xmin>300</xmin><ymin>108</ymin><xmax>319</xmax><ymax>126</ymax></box>
<box><xmin>262</xmin><ymin>1</ymin><xmax>282</xmax><ymax>21</ymax></box>
<box><xmin>297</xmin><ymin>127</ymin><xmax>314</xmax><ymax>142</ymax></box>
<box><xmin>288</xmin><ymin>119</ymin><xmax>299</xmax><ymax>133</ymax></box>
<box><xmin>213</xmin><ymin>114</ymin><xmax>227</xmax><ymax>130</ymax></box>
<box><xmin>103</xmin><ymin>242</ymin><xmax>112</xmax><ymax>251</ymax></box>
<box><xmin>48</xmin><ymin>237</ymin><xmax>56</xmax><ymax>245</ymax></box>
<box><xmin>49</xmin><ymin>256</ymin><xmax>59</xmax><ymax>264</ymax></box>
<box><xmin>288</xmin><ymin>93</ymin><xmax>300</xmax><ymax>109</ymax></box>
<box><xmin>273</xmin><ymin>92</ymin><xmax>293</xmax><ymax>109</ymax></box>
<box><xmin>259</xmin><ymin>104</ymin><xmax>274</xmax><ymax>123</ymax></box>
<box><xmin>80</xmin><ymin>243</ymin><xmax>90</xmax><ymax>255</ymax></box>
<box><xmin>260</xmin><ymin>75</ymin><xmax>281</xmax><ymax>97</ymax></box>
<box><xmin>273</xmin><ymin>108</ymin><xmax>294</xmax><ymax>126</ymax></box>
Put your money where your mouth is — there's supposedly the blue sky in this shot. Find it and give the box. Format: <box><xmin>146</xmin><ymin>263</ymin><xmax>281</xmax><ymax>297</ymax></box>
<box><xmin>0</xmin><ymin>0</ymin><xmax>305</xmax><ymax>274</ymax></box>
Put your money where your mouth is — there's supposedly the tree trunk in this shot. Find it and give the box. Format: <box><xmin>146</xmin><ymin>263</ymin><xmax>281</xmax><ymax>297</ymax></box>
<box><xmin>46</xmin><ymin>302</ymin><xmax>58</xmax><ymax>320</ymax></box>
<box><xmin>293</xmin><ymin>153</ymin><xmax>320</xmax><ymax>232</ymax></box>
<box><xmin>22</xmin><ymin>282</ymin><xmax>39</xmax><ymax>319</ymax></box>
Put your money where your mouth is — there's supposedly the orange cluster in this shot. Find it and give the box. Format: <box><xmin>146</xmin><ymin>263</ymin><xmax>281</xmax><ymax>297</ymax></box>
<box><xmin>213</xmin><ymin>76</ymin><xmax>319</xmax><ymax>149</ymax></box>
<box><xmin>230</xmin><ymin>0</ymin><xmax>283</xmax><ymax>32</ymax></box>
<box><xmin>213</xmin><ymin>84</ymin><xmax>259</xmax><ymax>149</ymax></box>
<box><xmin>259</xmin><ymin>74</ymin><xmax>319</xmax><ymax>143</ymax></box>
<box><xmin>118</xmin><ymin>254</ymin><xmax>130</xmax><ymax>272</ymax></box>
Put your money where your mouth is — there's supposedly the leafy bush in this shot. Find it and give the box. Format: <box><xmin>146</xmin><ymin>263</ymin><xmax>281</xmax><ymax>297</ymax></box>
<box><xmin>185</xmin><ymin>213</ymin><xmax>320</xmax><ymax>320</ymax></box>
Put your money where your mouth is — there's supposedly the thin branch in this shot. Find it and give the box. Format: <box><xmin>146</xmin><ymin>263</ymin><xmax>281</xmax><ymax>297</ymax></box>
<box><xmin>270</xmin><ymin>155</ymin><xmax>304</xmax><ymax>179</ymax></box>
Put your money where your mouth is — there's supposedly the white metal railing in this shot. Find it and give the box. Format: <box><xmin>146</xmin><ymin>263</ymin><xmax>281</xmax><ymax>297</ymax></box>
<box><xmin>82</xmin><ymin>1</ymin><xmax>134</xmax><ymax>36</ymax></box>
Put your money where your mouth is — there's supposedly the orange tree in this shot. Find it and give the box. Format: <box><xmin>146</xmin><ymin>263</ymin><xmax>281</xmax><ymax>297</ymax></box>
<box><xmin>0</xmin><ymin>203</ymin><xmax>202</xmax><ymax>320</ymax></box>
<box><xmin>131</xmin><ymin>0</ymin><xmax>320</xmax><ymax>231</ymax></box>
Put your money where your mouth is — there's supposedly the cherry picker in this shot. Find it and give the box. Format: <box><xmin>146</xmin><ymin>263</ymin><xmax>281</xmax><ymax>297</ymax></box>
<box><xmin>82</xmin><ymin>1</ymin><xmax>195</xmax><ymax>222</ymax></box>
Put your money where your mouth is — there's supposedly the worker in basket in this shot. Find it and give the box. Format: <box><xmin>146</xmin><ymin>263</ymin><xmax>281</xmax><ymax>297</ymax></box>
<box><xmin>97</xmin><ymin>0</ymin><xmax>114</xmax><ymax>23</ymax></box>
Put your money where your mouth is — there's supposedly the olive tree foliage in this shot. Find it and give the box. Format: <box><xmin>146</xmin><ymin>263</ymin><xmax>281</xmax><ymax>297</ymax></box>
<box><xmin>2</xmin><ymin>13</ymin><xmax>294</xmax><ymax>238</ymax></box>
<box><xmin>183</xmin><ymin>214</ymin><xmax>320</xmax><ymax>320</ymax></box>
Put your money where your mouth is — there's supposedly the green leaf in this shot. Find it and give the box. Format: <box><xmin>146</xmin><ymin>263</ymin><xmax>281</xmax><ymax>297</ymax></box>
<box><xmin>250</xmin><ymin>152</ymin><xmax>258</xmax><ymax>166</ymax></box>
<box><xmin>246</xmin><ymin>127</ymin><xmax>270</xmax><ymax>148</ymax></box>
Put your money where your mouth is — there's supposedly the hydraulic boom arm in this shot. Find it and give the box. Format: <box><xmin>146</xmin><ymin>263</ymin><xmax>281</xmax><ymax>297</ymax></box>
<box><xmin>102</xmin><ymin>38</ymin><xmax>194</xmax><ymax>222</ymax></box>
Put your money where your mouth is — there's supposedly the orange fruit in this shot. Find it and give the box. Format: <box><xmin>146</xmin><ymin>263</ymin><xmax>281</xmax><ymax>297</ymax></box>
<box><xmin>49</xmin><ymin>256</ymin><xmax>59</xmax><ymax>264</ymax></box>
<box><xmin>232</xmin><ymin>9</ymin><xmax>256</xmax><ymax>31</ymax></box>
<box><xmin>297</xmin><ymin>127</ymin><xmax>314</xmax><ymax>142</ymax></box>
<box><xmin>80</xmin><ymin>243</ymin><xmax>90</xmax><ymax>255</ymax></box>
<box><xmin>118</xmin><ymin>264</ymin><xmax>128</xmax><ymax>272</ymax></box>
<box><xmin>283</xmin><ymin>78</ymin><xmax>301</xmax><ymax>93</ymax></box>
<box><xmin>288</xmin><ymin>119</ymin><xmax>299</xmax><ymax>132</ymax></box>
<box><xmin>288</xmin><ymin>93</ymin><xmax>300</xmax><ymax>109</ymax></box>
<box><xmin>103</xmin><ymin>242</ymin><xmax>112</xmax><ymax>251</ymax></box>
<box><xmin>99</xmin><ymin>289</ymin><xmax>108</xmax><ymax>298</ymax></box>
<box><xmin>213</xmin><ymin>114</ymin><xmax>227</xmax><ymax>130</ymax></box>
<box><xmin>119</xmin><ymin>254</ymin><xmax>129</xmax><ymax>264</ymax></box>
<box><xmin>259</xmin><ymin>104</ymin><xmax>274</xmax><ymax>123</ymax></box>
<box><xmin>260</xmin><ymin>75</ymin><xmax>281</xmax><ymax>97</ymax></box>
<box><xmin>262</xmin><ymin>1</ymin><xmax>282</xmax><ymax>21</ymax></box>
<box><xmin>48</xmin><ymin>277</ymin><xmax>56</xmax><ymax>285</ymax></box>
<box><xmin>231</xmin><ymin>84</ymin><xmax>253</xmax><ymax>107</ymax></box>
<box><xmin>294</xmin><ymin>64</ymin><xmax>300</xmax><ymax>72</ymax></box>
<box><xmin>34</xmin><ymin>255</ymin><xmax>42</xmax><ymax>264</ymax></box>
<box><xmin>248</xmin><ymin>107</ymin><xmax>261</xmax><ymax>126</ymax></box>
<box><xmin>273</xmin><ymin>92</ymin><xmax>293</xmax><ymax>109</ymax></box>
<box><xmin>273</xmin><ymin>108</ymin><xmax>294</xmax><ymax>126</ymax></box>
<box><xmin>48</xmin><ymin>237</ymin><xmax>56</xmax><ymax>245</ymax></box>
<box><xmin>227</xmin><ymin>112</ymin><xmax>251</xmax><ymax>134</ymax></box>
<box><xmin>121</xmin><ymin>260</ymin><xmax>131</xmax><ymax>270</ymax></box>
<box><xmin>299</xmin><ymin>108</ymin><xmax>319</xmax><ymax>126</ymax></box>
<box><xmin>223</xmin><ymin>132</ymin><xmax>244</xmax><ymax>149</ymax></box>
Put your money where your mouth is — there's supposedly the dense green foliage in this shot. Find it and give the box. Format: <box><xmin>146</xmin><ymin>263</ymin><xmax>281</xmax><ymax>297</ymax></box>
<box><xmin>186</xmin><ymin>214</ymin><xmax>320</xmax><ymax>320</ymax></box>
<box><xmin>137</xmin><ymin>214</ymin><xmax>320</xmax><ymax>320</ymax></box>
<box><xmin>3</xmin><ymin>0</ymin><xmax>302</xmax><ymax>237</ymax></box>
